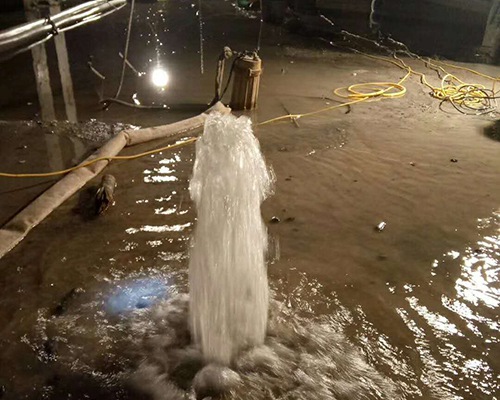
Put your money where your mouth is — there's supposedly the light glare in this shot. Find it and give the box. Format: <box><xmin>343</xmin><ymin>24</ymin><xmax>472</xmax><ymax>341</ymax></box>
<box><xmin>151</xmin><ymin>68</ymin><xmax>169</xmax><ymax>87</ymax></box>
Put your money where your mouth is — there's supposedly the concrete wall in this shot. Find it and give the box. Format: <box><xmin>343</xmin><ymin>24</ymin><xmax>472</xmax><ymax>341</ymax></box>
<box><xmin>0</xmin><ymin>0</ymin><xmax>24</xmax><ymax>11</ymax></box>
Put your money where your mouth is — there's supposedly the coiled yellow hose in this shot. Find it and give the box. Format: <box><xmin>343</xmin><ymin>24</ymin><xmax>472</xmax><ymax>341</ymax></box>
<box><xmin>1</xmin><ymin>49</ymin><xmax>498</xmax><ymax>179</ymax></box>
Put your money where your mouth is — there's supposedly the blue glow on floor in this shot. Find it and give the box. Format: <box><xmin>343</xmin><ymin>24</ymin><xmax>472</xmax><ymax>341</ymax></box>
<box><xmin>106</xmin><ymin>277</ymin><xmax>168</xmax><ymax>314</ymax></box>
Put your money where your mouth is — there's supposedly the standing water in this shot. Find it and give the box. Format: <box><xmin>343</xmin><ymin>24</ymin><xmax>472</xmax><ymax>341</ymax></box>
<box><xmin>188</xmin><ymin>113</ymin><xmax>273</xmax><ymax>365</ymax></box>
<box><xmin>131</xmin><ymin>113</ymin><xmax>399</xmax><ymax>400</ymax></box>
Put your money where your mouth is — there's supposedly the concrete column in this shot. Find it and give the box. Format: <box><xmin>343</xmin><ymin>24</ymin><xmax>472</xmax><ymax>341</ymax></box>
<box><xmin>23</xmin><ymin>0</ymin><xmax>56</xmax><ymax>121</ymax></box>
<box><xmin>481</xmin><ymin>0</ymin><xmax>500</xmax><ymax>60</ymax></box>
<box><xmin>50</xmin><ymin>0</ymin><xmax>78</xmax><ymax>122</ymax></box>
<box><xmin>23</xmin><ymin>0</ymin><xmax>66</xmax><ymax>171</ymax></box>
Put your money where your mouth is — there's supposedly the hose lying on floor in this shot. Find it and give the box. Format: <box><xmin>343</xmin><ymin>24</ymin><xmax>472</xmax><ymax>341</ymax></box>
<box><xmin>0</xmin><ymin>102</ymin><xmax>230</xmax><ymax>259</ymax></box>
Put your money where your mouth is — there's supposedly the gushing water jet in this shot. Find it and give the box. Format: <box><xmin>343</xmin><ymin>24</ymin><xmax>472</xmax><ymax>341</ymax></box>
<box><xmin>132</xmin><ymin>113</ymin><xmax>397</xmax><ymax>400</ymax></box>
<box><xmin>188</xmin><ymin>112</ymin><xmax>273</xmax><ymax>365</ymax></box>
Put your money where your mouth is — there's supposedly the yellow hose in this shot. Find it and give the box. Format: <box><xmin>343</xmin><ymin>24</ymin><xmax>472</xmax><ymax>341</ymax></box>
<box><xmin>259</xmin><ymin>63</ymin><xmax>411</xmax><ymax>126</ymax></box>
<box><xmin>1</xmin><ymin>48</ymin><xmax>497</xmax><ymax>179</ymax></box>
<box><xmin>0</xmin><ymin>138</ymin><xmax>197</xmax><ymax>178</ymax></box>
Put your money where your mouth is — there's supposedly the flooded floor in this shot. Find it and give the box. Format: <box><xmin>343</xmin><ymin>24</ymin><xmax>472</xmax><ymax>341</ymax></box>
<box><xmin>0</xmin><ymin>1</ymin><xmax>499</xmax><ymax>399</ymax></box>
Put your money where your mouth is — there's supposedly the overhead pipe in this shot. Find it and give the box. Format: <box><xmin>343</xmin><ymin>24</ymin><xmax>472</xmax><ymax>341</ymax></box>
<box><xmin>0</xmin><ymin>0</ymin><xmax>126</xmax><ymax>60</ymax></box>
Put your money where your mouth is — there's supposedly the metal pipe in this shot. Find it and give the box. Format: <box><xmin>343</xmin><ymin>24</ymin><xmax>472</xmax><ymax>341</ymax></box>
<box><xmin>0</xmin><ymin>0</ymin><xmax>126</xmax><ymax>59</ymax></box>
<box><xmin>23</xmin><ymin>0</ymin><xmax>56</xmax><ymax>120</ymax></box>
<box><xmin>0</xmin><ymin>0</ymin><xmax>118</xmax><ymax>41</ymax></box>
<box><xmin>1</xmin><ymin>0</ymin><xmax>126</xmax><ymax>48</ymax></box>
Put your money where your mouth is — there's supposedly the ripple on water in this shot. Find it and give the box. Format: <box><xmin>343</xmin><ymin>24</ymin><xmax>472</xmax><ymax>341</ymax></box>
<box><xmin>11</xmin><ymin>202</ymin><xmax>497</xmax><ymax>400</ymax></box>
<box><xmin>396</xmin><ymin>209</ymin><xmax>500</xmax><ymax>399</ymax></box>
<box><xmin>125</xmin><ymin>223</ymin><xmax>192</xmax><ymax>234</ymax></box>
<box><xmin>132</xmin><ymin>295</ymin><xmax>401</xmax><ymax>400</ymax></box>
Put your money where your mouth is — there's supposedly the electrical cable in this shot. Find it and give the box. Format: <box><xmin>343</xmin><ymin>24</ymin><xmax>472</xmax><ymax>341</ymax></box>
<box><xmin>220</xmin><ymin>54</ymin><xmax>243</xmax><ymax>99</ymax></box>
<box><xmin>394</xmin><ymin>54</ymin><xmax>498</xmax><ymax>115</ymax></box>
<box><xmin>198</xmin><ymin>0</ymin><xmax>205</xmax><ymax>74</ymax></box>
<box><xmin>113</xmin><ymin>0</ymin><xmax>135</xmax><ymax>99</ymax></box>
<box><xmin>256</xmin><ymin>97</ymin><xmax>368</xmax><ymax>126</ymax></box>
<box><xmin>324</xmin><ymin>33</ymin><xmax>499</xmax><ymax>115</ymax></box>
<box><xmin>99</xmin><ymin>97</ymin><xmax>169</xmax><ymax>109</ymax></box>
<box><xmin>100</xmin><ymin>0</ymin><xmax>172</xmax><ymax>110</ymax></box>
<box><xmin>1</xmin><ymin>33</ymin><xmax>498</xmax><ymax>179</ymax></box>
<box><xmin>0</xmin><ymin>138</ymin><xmax>197</xmax><ymax>179</ymax></box>
<box><xmin>369</xmin><ymin>0</ymin><xmax>378</xmax><ymax>30</ymax></box>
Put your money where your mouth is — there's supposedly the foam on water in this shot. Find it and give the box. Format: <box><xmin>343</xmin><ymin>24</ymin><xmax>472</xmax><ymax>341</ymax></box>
<box><xmin>132</xmin><ymin>296</ymin><xmax>400</xmax><ymax>399</ymax></box>
<box><xmin>129</xmin><ymin>114</ymin><xmax>399</xmax><ymax>399</ymax></box>
<box><xmin>188</xmin><ymin>113</ymin><xmax>273</xmax><ymax>365</ymax></box>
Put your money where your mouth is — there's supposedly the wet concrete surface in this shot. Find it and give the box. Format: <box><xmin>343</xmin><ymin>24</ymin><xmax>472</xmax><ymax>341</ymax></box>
<box><xmin>0</xmin><ymin>0</ymin><xmax>500</xmax><ymax>399</ymax></box>
<box><xmin>0</xmin><ymin>120</ymin><xmax>135</xmax><ymax>225</ymax></box>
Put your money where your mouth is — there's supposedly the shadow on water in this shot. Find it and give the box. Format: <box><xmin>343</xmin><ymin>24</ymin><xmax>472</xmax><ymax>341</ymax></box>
<box><xmin>73</xmin><ymin>186</ymin><xmax>99</xmax><ymax>221</ymax></box>
<box><xmin>0</xmin><ymin>179</ymin><xmax>56</xmax><ymax>196</ymax></box>
<box><xmin>484</xmin><ymin>119</ymin><xmax>500</xmax><ymax>142</ymax></box>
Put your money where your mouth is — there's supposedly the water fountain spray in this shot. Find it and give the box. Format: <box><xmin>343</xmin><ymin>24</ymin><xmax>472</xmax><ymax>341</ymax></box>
<box><xmin>189</xmin><ymin>112</ymin><xmax>273</xmax><ymax>365</ymax></box>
